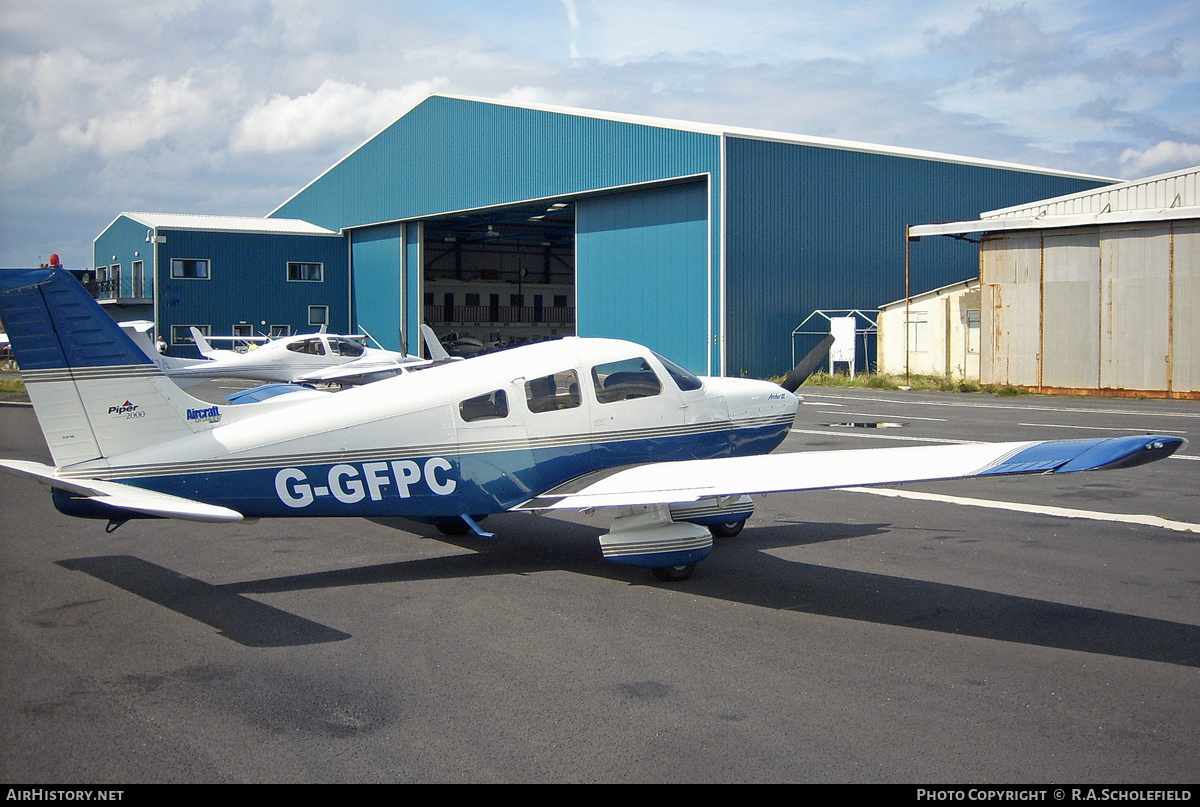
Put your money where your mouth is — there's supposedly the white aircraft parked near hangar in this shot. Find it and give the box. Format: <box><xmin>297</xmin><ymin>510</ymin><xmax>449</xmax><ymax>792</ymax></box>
<box><xmin>117</xmin><ymin>321</ymin><xmax>443</xmax><ymax>387</ymax></box>
<box><xmin>0</xmin><ymin>267</ymin><xmax>1186</xmax><ymax>581</ymax></box>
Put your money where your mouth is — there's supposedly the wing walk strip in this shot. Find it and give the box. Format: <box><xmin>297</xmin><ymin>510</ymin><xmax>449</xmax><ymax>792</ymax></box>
<box><xmin>55</xmin><ymin>413</ymin><xmax>796</xmax><ymax>481</ymax></box>
<box><xmin>839</xmin><ymin>487</ymin><xmax>1200</xmax><ymax>533</ymax></box>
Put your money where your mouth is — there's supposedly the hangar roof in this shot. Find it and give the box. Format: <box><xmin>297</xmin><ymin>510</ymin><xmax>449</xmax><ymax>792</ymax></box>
<box><xmin>113</xmin><ymin>212</ymin><xmax>339</xmax><ymax>236</ymax></box>
<box><xmin>425</xmin><ymin>94</ymin><xmax>1111</xmax><ymax>182</ymax></box>
<box><xmin>910</xmin><ymin>164</ymin><xmax>1200</xmax><ymax>237</ymax></box>
<box><xmin>286</xmin><ymin>94</ymin><xmax>1110</xmax><ymax>215</ymax></box>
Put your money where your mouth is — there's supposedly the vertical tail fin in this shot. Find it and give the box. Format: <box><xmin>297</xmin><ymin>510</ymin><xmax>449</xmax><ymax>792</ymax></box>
<box><xmin>0</xmin><ymin>268</ymin><xmax>220</xmax><ymax>467</ymax></box>
<box><xmin>189</xmin><ymin>326</ymin><xmax>220</xmax><ymax>358</ymax></box>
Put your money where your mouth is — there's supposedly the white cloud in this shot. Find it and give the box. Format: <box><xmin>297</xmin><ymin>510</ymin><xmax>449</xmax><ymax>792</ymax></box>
<box><xmin>1119</xmin><ymin>141</ymin><xmax>1200</xmax><ymax>178</ymax></box>
<box><xmin>229</xmin><ymin>78</ymin><xmax>449</xmax><ymax>154</ymax></box>
<box><xmin>57</xmin><ymin>72</ymin><xmax>221</xmax><ymax>158</ymax></box>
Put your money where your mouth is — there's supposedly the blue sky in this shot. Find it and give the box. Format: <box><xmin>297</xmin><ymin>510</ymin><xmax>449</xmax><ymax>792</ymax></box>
<box><xmin>1</xmin><ymin>0</ymin><xmax>1197</xmax><ymax>268</ymax></box>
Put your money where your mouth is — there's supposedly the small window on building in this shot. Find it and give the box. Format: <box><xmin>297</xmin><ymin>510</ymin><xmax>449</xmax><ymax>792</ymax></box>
<box><xmin>510</xmin><ymin>294</ymin><xmax>524</xmax><ymax>308</ymax></box>
<box><xmin>966</xmin><ymin>310</ymin><xmax>981</xmax><ymax>355</ymax></box>
<box><xmin>459</xmin><ymin>390</ymin><xmax>509</xmax><ymax>422</ymax></box>
<box><xmin>525</xmin><ymin>370</ymin><xmax>581</xmax><ymax>413</ymax></box>
<box><xmin>591</xmin><ymin>358</ymin><xmax>662</xmax><ymax>404</ymax></box>
<box><xmin>907</xmin><ymin>310</ymin><xmax>928</xmax><ymax>353</ymax></box>
<box><xmin>232</xmin><ymin>323</ymin><xmax>253</xmax><ymax>337</ymax></box>
<box><xmin>465</xmin><ymin>293</ymin><xmax>480</xmax><ymax>307</ymax></box>
<box><xmin>172</xmin><ymin>324</ymin><xmax>210</xmax><ymax>345</ymax></box>
<box><xmin>171</xmin><ymin>259</ymin><xmax>209</xmax><ymax>279</ymax></box>
<box><xmin>270</xmin><ymin>324</ymin><xmax>291</xmax><ymax>338</ymax></box>
<box><xmin>553</xmin><ymin>295</ymin><xmax>569</xmax><ymax>308</ymax></box>
<box><xmin>309</xmin><ymin>305</ymin><xmax>329</xmax><ymax>326</ymax></box>
<box><xmin>287</xmin><ymin>262</ymin><xmax>323</xmax><ymax>282</ymax></box>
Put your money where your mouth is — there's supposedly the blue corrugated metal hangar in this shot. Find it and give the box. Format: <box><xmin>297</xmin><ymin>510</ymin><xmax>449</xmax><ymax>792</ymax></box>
<box><xmin>96</xmin><ymin>95</ymin><xmax>1112</xmax><ymax>376</ymax></box>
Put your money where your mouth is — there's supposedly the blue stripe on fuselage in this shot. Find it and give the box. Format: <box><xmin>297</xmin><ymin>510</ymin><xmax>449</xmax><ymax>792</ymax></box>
<box><xmin>76</xmin><ymin>421</ymin><xmax>793</xmax><ymax>520</ymax></box>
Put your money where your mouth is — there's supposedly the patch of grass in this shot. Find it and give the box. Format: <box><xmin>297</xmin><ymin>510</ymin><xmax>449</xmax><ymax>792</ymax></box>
<box><xmin>0</xmin><ymin>376</ymin><xmax>25</xmax><ymax>394</ymax></box>
<box><xmin>793</xmin><ymin>371</ymin><xmax>1028</xmax><ymax>395</ymax></box>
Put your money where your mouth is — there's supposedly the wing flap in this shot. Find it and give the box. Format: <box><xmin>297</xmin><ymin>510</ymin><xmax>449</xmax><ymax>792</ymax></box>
<box><xmin>516</xmin><ymin>435</ymin><xmax>1185</xmax><ymax>511</ymax></box>
<box><xmin>0</xmin><ymin>459</ymin><xmax>244</xmax><ymax>522</ymax></box>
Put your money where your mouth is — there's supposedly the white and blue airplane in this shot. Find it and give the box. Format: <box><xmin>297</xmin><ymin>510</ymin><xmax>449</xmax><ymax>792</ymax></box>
<box><xmin>117</xmin><ymin>322</ymin><xmax>441</xmax><ymax>387</ymax></box>
<box><xmin>0</xmin><ymin>267</ymin><xmax>1186</xmax><ymax>581</ymax></box>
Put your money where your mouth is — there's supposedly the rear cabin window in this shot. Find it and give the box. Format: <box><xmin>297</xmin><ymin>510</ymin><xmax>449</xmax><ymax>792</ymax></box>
<box><xmin>459</xmin><ymin>390</ymin><xmax>509</xmax><ymax>422</ymax></box>
<box><xmin>525</xmin><ymin>370</ymin><xmax>581</xmax><ymax>413</ymax></box>
<box><xmin>591</xmin><ymin>358</ymin><xmax>662</xmax><ymax>403</ymax></box>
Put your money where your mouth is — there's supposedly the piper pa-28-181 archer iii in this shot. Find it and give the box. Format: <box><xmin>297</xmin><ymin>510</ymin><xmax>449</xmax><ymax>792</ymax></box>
<box><xmin>0</xmin><ymin>267</ymin><xmax>1186</xmax><ymax>581</ymax></box>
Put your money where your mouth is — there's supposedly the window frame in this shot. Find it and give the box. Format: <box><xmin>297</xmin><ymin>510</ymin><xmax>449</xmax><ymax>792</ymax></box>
<box><xmin>171</xmin><ymin>324</ymin><xmax>210</xmax><ymax>346</ymax></box>
<box><xmin>170</xmin><ymin>258</ymin><xmax>211</xmax><ymax>280</ymax></box>
<box><xmin>287</xmin><ymin>261</ymin><xmax>324</xmax><ymax>282</ymax></box>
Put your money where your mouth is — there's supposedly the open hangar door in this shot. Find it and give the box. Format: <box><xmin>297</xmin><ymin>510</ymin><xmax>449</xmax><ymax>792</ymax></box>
<box><xmin>421</xmin><ymin>201</ymin><xmax>576</xmax><ymax>356</ymax></box>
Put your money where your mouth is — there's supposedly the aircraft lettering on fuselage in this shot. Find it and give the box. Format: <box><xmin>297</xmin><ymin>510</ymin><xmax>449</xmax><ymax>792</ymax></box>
<box><xmin>274</xmin><ymin>458</ymin><xmax>458</xmax><ymax>508</ymax></box>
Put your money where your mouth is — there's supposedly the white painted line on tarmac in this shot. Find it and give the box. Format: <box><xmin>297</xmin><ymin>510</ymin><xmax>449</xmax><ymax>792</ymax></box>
<box><xmin>800</xmin><ymin>391</ymin><xmax>1200</xmax><ymax>419</ymax></box>
<box><xmin>824</xmin><ymin>411</ymin><xmax>949</xmax><ymax>421</ymax></box>
<box><xmin>790</xmin><ymin>428</ymin><xmax>975</xmax><ymax>444</ymax></box>
<box><xmin>1018</xmin><ymin>422</ymin><xmax>1188</xmax><ymax>434</ymax></box>
<box><xmin>838</xmin><ymin>486</ymin><xmax>1200</xmax><ymax>533</ymax></box>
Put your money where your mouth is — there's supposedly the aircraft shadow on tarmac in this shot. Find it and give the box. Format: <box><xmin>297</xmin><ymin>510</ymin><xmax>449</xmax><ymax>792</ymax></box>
<box><xmin>56</xmin><ymin>513</ymin><xmax>1200</xmax><ymax>667</ymax></box>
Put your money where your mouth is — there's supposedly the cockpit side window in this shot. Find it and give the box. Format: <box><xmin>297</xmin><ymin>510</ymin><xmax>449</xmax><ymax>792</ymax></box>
<box><xmin>328</xmin><ymin>337</ymin><xmax>365</xmax><ymax>357</ymax></box>
<box><xmin>525</xmin><ymin>370</ymin><xmax>582</xmax><ymax>413</ymax></box>
<box><xmin>591</xmin><ymin>357</ymin><xmax>662</xmax><ymax>403</ymax></box>
<box><xmin>651</xmin><ymin>351</ymin><xmax>703</xmax><ymax>391</ymax></box>
<box><xmin>459</xmin><ymin>389</ymin><xmax>509</xmax><ymax>422</ymax></box>
<box><xmin>287</xmin><ymin>337</ymin><xmax>325</xmax><ymax>355</ymax></box>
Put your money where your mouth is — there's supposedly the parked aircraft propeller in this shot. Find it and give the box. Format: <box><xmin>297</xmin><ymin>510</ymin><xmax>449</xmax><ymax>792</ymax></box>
<box><xmin>780</xmin><ymin>334</ymin><xmax>836</xmax><ymax>392</ymax></box>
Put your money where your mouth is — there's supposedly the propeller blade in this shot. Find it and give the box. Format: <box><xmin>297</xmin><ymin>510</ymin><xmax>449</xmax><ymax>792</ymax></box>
<box><xmin>781</xmin><ymin>334</ymin><xmax>835</xmax><ymax>392</ymax></box>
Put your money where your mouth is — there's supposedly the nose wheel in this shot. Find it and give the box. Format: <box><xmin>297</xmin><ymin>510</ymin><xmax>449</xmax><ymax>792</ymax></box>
<box><xmin>708</xmin><ymin>519</ymin><xmax>746</xmax><ymax>538</ymax></box>
<box><xmin>652</xmin><ymin>563</ymin><xmax>696</xmax><ymax>582</ymax></box>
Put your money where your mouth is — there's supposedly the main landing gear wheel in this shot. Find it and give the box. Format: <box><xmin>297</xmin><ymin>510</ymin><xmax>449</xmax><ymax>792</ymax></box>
<box><xmin>652</xmin><ymin>563</ymin><xmax>696</xmax><ymax>582</ymax></box>
<box><xmin>708</xmin><ymin>519</ymin><xmax>746</xmax><ymax>538</ymax></box>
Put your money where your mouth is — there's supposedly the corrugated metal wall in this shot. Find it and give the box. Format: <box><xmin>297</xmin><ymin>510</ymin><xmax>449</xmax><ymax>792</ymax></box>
<box><xmin>271</xmin><ymin>96</ymin><xmax>1110</xmax><ymax>379</ymax></box>
<box><xmin>576</xmin><ymin>181</ymin><xmax>710</xmax><ymax>372</ymax></box>
<box><xmin>350</xmin><ymin>223</ymin><xmax>402</xmax><ymax>351</ymax></box>
<box><xmin>154</xmin><ymin>228</ymin><xmax>349</xmax><ymax>354</ymax></box>
<box><xmin>723</xmin><ymin>137</ymin><xmax>1104</xmax><ymax>379</ymax></box>
<box><xmin>273</xmin><ymin>96</ymin><xmax>721</xmax><ymax>232</ymax></box>
<box><xmin>981</xmin><ymin>222</ymin><xmax>1199</xmax><ymax>396</ymax></box>
<box><xmin>987</xmin><ymin>166</ymin><xmax>1199</xmax><ymax>219</ymax></box>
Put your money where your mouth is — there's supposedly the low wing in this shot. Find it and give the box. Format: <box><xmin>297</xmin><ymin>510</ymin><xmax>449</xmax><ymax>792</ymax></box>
<box><xmin>294</xmin><ymin>356</ymin><xmax>427</xmax><ymax>384</ymax></box>
<box><xmin>516</xmin><ymin>435</ymin><xmax>1185</xmax><ymax>511</ymax></box>
<box><xmin>0</xmin><ymin>459</ymin><xmax>244</xmax><ymax>522</ymax></box>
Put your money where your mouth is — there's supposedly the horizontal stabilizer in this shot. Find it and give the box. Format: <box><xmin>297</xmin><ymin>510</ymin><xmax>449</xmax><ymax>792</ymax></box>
<box><xmin>0</xmin><ymin>459</ymin><xmax>244</xmax><ymax>522</ymax></box>
<box><xmin>516</xmin><ymin>435</ymin><xmax>1186</xmax><ymax>511</ymax></box>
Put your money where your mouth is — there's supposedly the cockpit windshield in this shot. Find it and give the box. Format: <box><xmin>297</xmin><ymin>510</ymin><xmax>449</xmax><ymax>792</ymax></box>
<box><xmin>651</xmin><ymin>351</ymin><xmax>703</xmax><ymax>391</ymax></box>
